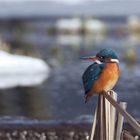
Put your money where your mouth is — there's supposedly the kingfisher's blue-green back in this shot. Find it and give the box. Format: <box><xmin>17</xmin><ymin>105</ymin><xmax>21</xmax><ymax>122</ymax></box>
<box><xmin>82</xmin><ymin>63</ymin><xmax>105</xmax><ymax>94</ymax></box>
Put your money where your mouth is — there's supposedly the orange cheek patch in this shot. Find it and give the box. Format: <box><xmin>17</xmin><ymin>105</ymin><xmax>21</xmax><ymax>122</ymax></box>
<box><xmin>98</xmin><ymin>57</ymin><xmax>112</xmax><ymax>61</ymax></box>
<box><xmin>104</xmin><ymin>57</ymin><xmax>112</xmax><ymax>61</ymax></box>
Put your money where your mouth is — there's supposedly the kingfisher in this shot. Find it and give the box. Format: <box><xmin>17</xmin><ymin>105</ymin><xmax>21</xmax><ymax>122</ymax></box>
<box><xmin>81</xmin><ymin>48</ymin><xmax>120</xmax><ymax>103</ymax></box>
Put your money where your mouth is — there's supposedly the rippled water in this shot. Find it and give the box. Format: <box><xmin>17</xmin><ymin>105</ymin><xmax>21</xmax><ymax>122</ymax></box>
<box><xmin>0</xmin><ymin>18</ymin><xmax>139</xmax><ymax>121</ymax></box>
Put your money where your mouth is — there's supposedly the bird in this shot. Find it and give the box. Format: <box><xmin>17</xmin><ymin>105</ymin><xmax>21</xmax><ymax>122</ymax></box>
<box><xmin>81</xmin><ymin>48</ymin><xmax>120</xmax><ymax>103</ymax></box>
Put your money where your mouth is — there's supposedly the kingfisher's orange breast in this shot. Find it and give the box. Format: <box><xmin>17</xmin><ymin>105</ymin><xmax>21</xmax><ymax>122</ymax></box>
<box><xmin>89</xmin><ymin>63</ymin><xmax>119</xmax><ymax>95</ymax></box>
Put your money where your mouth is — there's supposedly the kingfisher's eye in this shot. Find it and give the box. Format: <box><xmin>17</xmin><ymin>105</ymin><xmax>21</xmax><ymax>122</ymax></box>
<box><xmin>99</xmin><ymin>56</ymin><xmax>104</xmax><ymax>59</ymax></box>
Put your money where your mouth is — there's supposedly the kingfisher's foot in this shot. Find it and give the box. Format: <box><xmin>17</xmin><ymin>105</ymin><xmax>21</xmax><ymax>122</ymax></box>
<box><xmin>107</xmin><ymin>90</ymin><xmax>114</xmax><ymax>95</ymax></box>
<box><xmin>102</xmin><ymin>90</ymin><xmax>114</xmax><ymax>95</ymax></box>
<box><xmin>102</xmin><ymin>90</ymin><xmax>107</xmax><ymax>94</ymax></box>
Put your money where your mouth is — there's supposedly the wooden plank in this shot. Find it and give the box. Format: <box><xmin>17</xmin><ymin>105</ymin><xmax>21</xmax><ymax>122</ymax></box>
<box><xmin>99</xmin><ymin>95</ymin><xmax>104</xmax><ymax>140</ymax></box>
<box><xmin>110</xmin><ymin>92</ymin><xmax>117</xmax><ymax>140</ymax></box>
<box><xmin>89</xmin><ymin>106</ymin><xmax>98</xmax><ymax>140</ymax></box>
<box><xmin>102</xmin><ymin>96</ymin><xmax>106</xmax><ymax>140</ymax></box>
<box><xmin>115</xmin><ymin>102</ymin><xmax>127</xmax><ymax>140</ymax></box>
<box><xmin>105</xmin><ymin>97</ymin><xmax>109</xmax><ymax>140</ymax></box>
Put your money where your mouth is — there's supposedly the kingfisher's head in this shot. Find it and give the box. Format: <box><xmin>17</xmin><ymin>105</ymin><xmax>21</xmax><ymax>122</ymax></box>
<box><xmin>81</xmin><ymin>48</ymin><xmax>119</xmax><ymax>64</ymax></box>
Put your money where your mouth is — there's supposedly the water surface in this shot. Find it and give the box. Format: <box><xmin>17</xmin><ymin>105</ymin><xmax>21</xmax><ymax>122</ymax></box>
<box><xmin>0</xmin><ymin>18</ymin><xmax>139</xmax><ymax>121</ymax></box>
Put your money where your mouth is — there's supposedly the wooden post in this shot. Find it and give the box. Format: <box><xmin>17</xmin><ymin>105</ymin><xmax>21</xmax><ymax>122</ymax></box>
<box><xmin>99</xmin><ymin>94</ymin><xmax>104</xmax><ymax>140</ymax></box>
<box><xmin>110</xmin><ymin>92</ymin><xmax>117</xmax><ymax>140</ymax></box>
<box><xmin>89</xmin><ymin>95</ymin><xmax>106</xmax><ymax>140</ymax></box>
<box><xmin>115</xmin><ymin>102</ymin><xmax>127</xmax><ymax>140</ymax></box>
<box><xmin>89</xmin><ymin>106</ymin><xmax>97</xmax><ymax>140</ymax></box>
<box><xmin>89</xmin><ymin>93</ymin><xmax>117</xmax><ymax>140</ymax></box>
<box><xmin>89</xmin><ymin>95</ymin><xmax>101</xmax><ymax>140</ymax></box>
<box><xmin>103</xmin><ymin>91</ymin><xmax>140</xmax><ymax>135</ymax></box>
<box><xmin>89</xmin><ymin>90</ymin><xmax>139</xmax><ymax>140</ymax></box>
<box><xmin>105</xmin><ymin>96</ymin><xmax>110</xmax><ymax>140</ymax></box>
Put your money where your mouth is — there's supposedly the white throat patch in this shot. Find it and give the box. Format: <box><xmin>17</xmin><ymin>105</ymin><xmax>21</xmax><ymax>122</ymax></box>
<box><xmin>95</xmin><ymin>59</ymin><xmax>119</xmax><ymax>64</ymax></box>
<box><xmin>111</xmin><ymin>59</ymin><xmax>119</xmax><ymax>63</ymax></box>
<box><xmin>95</xmin><ymin>60</ymin><xmax>103</xmax><ymax>64</ymax></box>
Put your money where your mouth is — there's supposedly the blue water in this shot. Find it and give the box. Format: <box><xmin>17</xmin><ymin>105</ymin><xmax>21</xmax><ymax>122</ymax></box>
<box><xmin>0</xmin><ymin>18</ymin><xmax>139</xmax><ymax>122</ymax></box>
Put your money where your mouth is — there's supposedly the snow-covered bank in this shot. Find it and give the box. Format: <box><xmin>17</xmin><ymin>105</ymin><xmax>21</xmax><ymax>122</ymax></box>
<box><xmin>0</xmin><ymin>51</ymin><xmax>50</xmax><ymax>88</ymax></box>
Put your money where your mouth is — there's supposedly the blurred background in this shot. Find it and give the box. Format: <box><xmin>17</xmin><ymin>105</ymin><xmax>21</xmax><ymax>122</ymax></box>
<box><xmin>0</xmin><ymin>0</ymin><xmax>139</xmax><ymax>122</ymax></box>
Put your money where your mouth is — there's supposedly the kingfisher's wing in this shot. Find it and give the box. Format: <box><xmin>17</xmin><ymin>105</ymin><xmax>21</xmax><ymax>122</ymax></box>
<box><xmin>82</xmin><ymin>63</ymin><xmax>105</xmax><ymax>94</ymax></box>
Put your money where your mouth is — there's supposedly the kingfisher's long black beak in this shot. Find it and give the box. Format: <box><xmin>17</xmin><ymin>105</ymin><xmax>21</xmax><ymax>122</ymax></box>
<box><xmin>80</xmin><ymin>56</ymin><xmax>98</xmax><ymax>61</ymax></box>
